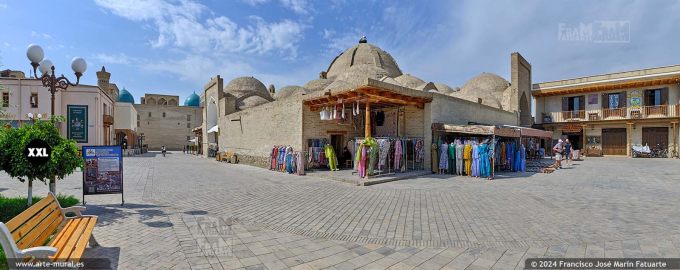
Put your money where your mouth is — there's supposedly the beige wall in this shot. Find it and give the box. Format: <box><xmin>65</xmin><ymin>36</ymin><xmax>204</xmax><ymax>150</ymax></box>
<box><xmin>113</xmin><ymin>102</ymin><xmax>137</xmax><ymax>131</ymax></box>
<box><xmin>202</xmin><ymin>76</ymin><xmax>223</xmax><ymax>155</ymax></box>
<box><xmin>219</xmin><ymin>98</ymin><xmax>303</xmax><ymax>167</ymax></box>
<box><xmin>135</xmin><ymin>104</ymin><xmax>202</xmax><ymax>150</ymax></box>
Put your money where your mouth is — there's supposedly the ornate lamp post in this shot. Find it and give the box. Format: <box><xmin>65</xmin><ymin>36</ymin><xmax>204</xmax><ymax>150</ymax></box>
<box><xmin>26</xmin><ymin>44</ymin><xmax>87</xmax><ymax>193</ymax></box>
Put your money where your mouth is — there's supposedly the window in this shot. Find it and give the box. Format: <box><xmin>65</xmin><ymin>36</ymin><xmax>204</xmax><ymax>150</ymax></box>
<box><xmin>137</xmin><ymin>114</ymin><xmax>140</xmax><ymax>120</ymax></box>
<box><xmin>103</xmin><ymin>103</ymin><xmax>107</xmax><ymax>115</ymax></box>
<box><xmin>162</xmin><ymin>112</ymin><xmax>166</xmax><ymax>118</ymax></box>
<box><xmin>645</xmin><ymin>88</ymin><xmax>667</xmax><ymax>106</ymax></box>
<box><xmin>608</xmin><ymin>94</ymin><xmax>619</xmax><ymax>108</ymax></box>
<box><xmin>148</xmin><ymin>112</ymin><xmax>152</xmax><ymax>117</ymax></box>
<box><xmin>137</xmin><ymin>121</ymin><xmax>140</xmax><ymax>127</ymax></box>
<box><xmin>1</xmin><ymin>92</ymin><xmax>8</xmax><ymax>107</ymax></box>
<box><xmin>186</xmin><ymin>136</ymin><xmax>191</xmax><ymax>141</ymax></box>
<box><xmin>187</xmin><ymin>123</ymin><xmax>191</xmax><ymax>128</ymax></box>
<box><xmin>187</xmin><ymin>115</ymin><xmax>191</xmax><ymax>121</ymax></box>
<box><xmin>30</xmin><ymin>93</ymin><xmax>38</xmax><ymax>108</ymax></box>
<box><xmin>562</xmin><ymin>95</ymin><xmax>584</xmax><ymax>111</ymax></box>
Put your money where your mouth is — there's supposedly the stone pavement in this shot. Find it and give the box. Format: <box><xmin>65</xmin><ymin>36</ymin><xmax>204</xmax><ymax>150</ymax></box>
<box><xmin>2</xmin><ymin>152</ymin><xmax>680</xmax><ymax>269</ymax></box>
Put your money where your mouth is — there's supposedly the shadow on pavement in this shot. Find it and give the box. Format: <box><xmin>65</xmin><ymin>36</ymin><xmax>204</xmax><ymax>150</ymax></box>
<box><xmin>85</xmin><ymin>203</ymin><xmax>173</xmax><ymax>228</ymax></box>
<box><xmin>83</xmin><ymin>246</ymin><xmax>120</xmax><ymax>270</ymax></box>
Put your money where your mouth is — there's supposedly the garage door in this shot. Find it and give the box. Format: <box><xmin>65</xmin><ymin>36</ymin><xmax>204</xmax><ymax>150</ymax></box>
<box><xmin>602</xmin><ymin>128</ymin><xmax>627</xmax><ymax>155</ymax></box>
<box><xmin>642</xmin><ymin>127</ymin><xmax>668</xmax><ymax>149</ymax></box>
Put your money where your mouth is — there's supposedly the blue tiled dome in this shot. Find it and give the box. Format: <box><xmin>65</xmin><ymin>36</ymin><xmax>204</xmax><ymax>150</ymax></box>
<box><xmin>118</xmin><ymin>88</ymin><xmax>134</xmax><ymax>103</ymax></box>
<box><xmin>184</xmin><ymin>92</ymin><xmax>200</xmax><ymax>107</ymax></box>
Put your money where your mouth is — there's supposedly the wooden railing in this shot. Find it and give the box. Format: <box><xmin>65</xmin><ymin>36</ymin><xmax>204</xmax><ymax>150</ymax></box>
<box><xmin>544</xmin><ymin>104</ymin><xmax>678</xmax><ymax>123</ymax></box>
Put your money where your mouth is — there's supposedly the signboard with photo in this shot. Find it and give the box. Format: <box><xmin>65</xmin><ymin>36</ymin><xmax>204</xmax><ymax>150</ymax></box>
<box><xmin>83</xmin><ymin>145</ymin><xmax>124</xmax><ymax>204</ymax></box>
<box><xmin>68</xmin><ymin>105</ymin><xmax>88</xmax><ymax>143</ymax></box>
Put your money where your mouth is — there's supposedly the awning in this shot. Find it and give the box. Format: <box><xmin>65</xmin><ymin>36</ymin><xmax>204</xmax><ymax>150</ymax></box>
<box><xmin>432</xmin><ymin>123</ymin><xmax>520</xmax><ymax>137</ymax></box>
<box><xmin>187</xmin><ymin>138</ymin><xmax>197</xmax><ymax>143</ymax></box>
<box><xmin>207</xmin><ymin>125</ymin><xmax>219</xmax><ymax>134</ymax></box>
<box><xmin>501</xmin><ymin>125</ymin><xmax>552</xmax><ymax>138</ymax></box>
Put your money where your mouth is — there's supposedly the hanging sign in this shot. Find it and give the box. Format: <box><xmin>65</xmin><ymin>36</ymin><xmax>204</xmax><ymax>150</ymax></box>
<box><xmin>82</xmin><ymin>145</ymin><xmax>124</xmax><ymax>205</ymax></box>
<box><xmin>561</xmin><ymin>123</ymin><xmax>583</xmax><ymax>133</ymax></box>
<box><xmin>629</xmin><ymin>90</ymin><xmax>641</xmax><ymax>110</ymax></box>
<box><xmin>67</xmin><ymin>105</ymin><xmax>88</xmax><ymax>143</ymax></box>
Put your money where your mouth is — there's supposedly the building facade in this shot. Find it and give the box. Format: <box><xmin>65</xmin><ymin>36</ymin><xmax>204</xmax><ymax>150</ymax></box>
<box><xmin>0</xmin><ymin>70</ymin><xmax>116</xmax><ymax>147</ymax></box>
<box><xmin>201</xmin><ymin>39</ymin><xmax>530</xmax><ymax>170</ymax></box>
<box><xmin>135</xmin><ymin>93</ymin><xmax>202</xmax><ymax>150</ymax></box>
<box><xmin>533</xmin><ymin>65</ymin><xmax>680</xmax><ymax>157</ymax></box>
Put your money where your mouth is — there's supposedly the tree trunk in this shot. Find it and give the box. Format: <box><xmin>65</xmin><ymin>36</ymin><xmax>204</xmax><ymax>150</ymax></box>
<box><xmin>49</xmin><ymin>176</ymin><xmax>56</xmax><ymax>194</ymax></box>
<box><xmin>27</xmin><ymin>180</ymin><xmax>33</xmax><ymax>206</ymax></box>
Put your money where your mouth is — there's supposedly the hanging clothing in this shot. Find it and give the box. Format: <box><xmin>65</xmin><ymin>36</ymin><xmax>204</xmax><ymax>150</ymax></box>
<box><xmin>520</xmin><ymin>144</ymin><xmax>526</xmax><ymax>172</ymax></box>
<box><xmin>368</xmin><ymin>144</ymin><xmax>379</xmax><ymax>175</ymax></box>
<box><xmin>324</xmin><ymin>144</ymin><xmax>338</xmax><ymax>171</ymax></box>
<box><xmin>439</xmin><ymin>143</ymin><xmax>449</xmax><ymax>170</ymax></box>
<box><xmin>463</xmin><ymin>143</ymin><xmax>472</xmax><ymax>176</ymax></box>
<box><xmin>415</xmin><ymin>139</ymin><xmax>424</xmax><ymax>162</ymax></box>
<box><xmin>472</xmin><ymin>143</ymin><xmax>480</xmax><ymax>177</ymax></box>
<box><xmin>356</xmin><ymin>144</ymin><xmax>366</xmax><ymax>177</ymax></box>
<box><xmin>448</xmin><ymin>143</ymin><xmax>456</xmax><ymax>174</ymax></box>
<box><xmin>378</xmin><ymin>139</ymin><xmax>391</xmax><ymax>171</ymax></box>
<box><xmin>455</xmin><ymin>142</ymin><xmax>464</xmax><ymax>175</ymax></box>
<box><xmin>393</xmin><ymin>139</ymin><xmax>402</xmax><ymax>171</ymax></box>
<box><xmin>479</xmin><ymin>143</ymin><xmax>490</xmax><ymax>178</ymax></box>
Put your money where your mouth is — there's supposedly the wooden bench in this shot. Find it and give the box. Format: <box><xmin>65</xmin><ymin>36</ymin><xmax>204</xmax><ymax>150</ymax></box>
<box><xmin>0</xmin><ymin>192</ymin><xmax>98</xmax><ymax>263</ymax></box>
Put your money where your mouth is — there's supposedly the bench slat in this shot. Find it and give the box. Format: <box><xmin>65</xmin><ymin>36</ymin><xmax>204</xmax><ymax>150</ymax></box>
<box><xmin>6</xmin><ymin>195</ymin><xmax>58</xmax><ymax>231</ymax></box>
<box><xmin>11</xmin><ymin>203</ymin><xmax>61</xmax><ymax>242</ymax></box>
<box><xmin>17</xmin><ymin>210</ymin><xmax>64</xmax><ymax>248</ymax></box>
<box><xmin>48</xmin><ymin>218</ymin><xmax>82</xmax><ymax>255</ymax></box>
<box><xmin>51</xmin><ymin>217</ymin><xmax>95</xmax><ymax>261</ymax></box>
<box><xmin>56</xmin><ymin>217</ymin><xmax>97</xmax><ymax>261</ymax></box>
<box><xmin>15</xmin><ymin>208</ymin><xmax>64</xmax><ymax>249</ymax></box>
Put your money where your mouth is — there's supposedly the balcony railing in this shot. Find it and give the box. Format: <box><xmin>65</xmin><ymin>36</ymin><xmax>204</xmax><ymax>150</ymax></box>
<box><xmin>544</xmin><ymin>104</ymin><xmax>678</xmax><ymax>123</ymax></box>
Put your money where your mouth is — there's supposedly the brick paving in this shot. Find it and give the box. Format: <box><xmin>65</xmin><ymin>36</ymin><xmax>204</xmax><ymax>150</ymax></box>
<box><xmin>2</xmin><ymin>152</ymin><xmax>680</xmax><ymax>269</ymax></box>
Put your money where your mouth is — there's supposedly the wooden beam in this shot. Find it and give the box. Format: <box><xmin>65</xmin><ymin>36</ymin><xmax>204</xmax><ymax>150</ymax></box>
<box><xmin>365</xmin><ymin>100</ymin><xmax>371</xmax><ymax>138</ymax></box>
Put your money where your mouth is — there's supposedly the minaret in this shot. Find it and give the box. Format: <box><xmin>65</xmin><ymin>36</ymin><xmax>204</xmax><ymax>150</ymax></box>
<box><xmin>97</xmin><ymin>66</ymin><xmax>111</xmax><ymax>94</ymax></box>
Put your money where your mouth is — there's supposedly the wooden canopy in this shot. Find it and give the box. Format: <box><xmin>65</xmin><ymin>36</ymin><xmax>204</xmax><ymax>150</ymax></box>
<box><xmin>432</xmin><ymin>123</ymin><xmax>520</xmax><ymax>138</ymax></box>
<box><xmin>303</xmin><ymin>85</ymin><xmax>432</xmax><ymax>110</ymax></box>
<box><xmin>532</xmin><ymin>75</ymin><xmax>680</xmax><ymax>97</ymax></box>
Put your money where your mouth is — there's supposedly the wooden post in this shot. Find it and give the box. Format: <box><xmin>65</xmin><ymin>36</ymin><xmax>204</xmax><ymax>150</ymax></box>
<box><xmin>365</xmin><ymin>101</ymin><xmax>371</xmax><ymax>138</ymax></box>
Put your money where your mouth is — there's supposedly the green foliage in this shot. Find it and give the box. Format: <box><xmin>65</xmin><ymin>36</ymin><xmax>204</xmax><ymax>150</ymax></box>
<box><xmin>0</xmin><ymin>194</ymin><xmax>79</xmax><ymax>222</ymax></box>
<box><xmin>0</xmin><ymin>194</ymin><xmax>79</xmax><ymax>267</ymax></box>
<box><xmin>0</xmin><ymin>119</ymin><xmax>82</xmax><ymax>183</ymax></box>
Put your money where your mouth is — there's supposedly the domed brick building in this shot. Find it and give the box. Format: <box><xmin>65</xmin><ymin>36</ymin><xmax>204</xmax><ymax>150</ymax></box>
<box><xmin>200</xmin><ymin>38</ymin><xmax>535</xmax><ymax>172</ymax></box>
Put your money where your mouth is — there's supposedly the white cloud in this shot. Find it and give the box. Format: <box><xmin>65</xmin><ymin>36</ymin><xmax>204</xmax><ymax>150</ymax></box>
<box><xmin>30</xmin><ymin>31</ymin><xmax>52</xmax><ymax>40</ymax></box>
<box><xmin>279</xmin><ymin>0</ymin><xmax>311</xmax><ymax>15</ymax></box>
<box><xmin>94</xmin><ymin>0</ymin><xmax>304</xmax><ymax>57</ymax></box>
<box><xmin>93</xmin><ymin>53</ymin><xmax>136</xmax><ymax>65</ymax></box>
<box><xmin>241</xmin><ymin>0</ymin><xmax>268</xmax><ymax>6</ymax></box>
<box><xmin>0</xmin><ymin>3</ymin><xmax>7</xmax><ymax>9</ymax></box>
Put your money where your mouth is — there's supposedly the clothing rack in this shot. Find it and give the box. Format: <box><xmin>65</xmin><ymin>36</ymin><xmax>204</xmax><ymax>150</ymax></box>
<box><xmin>352</xmin><ymin>136</ymin><xmax>425</xmax><ymax>178</ymax></box>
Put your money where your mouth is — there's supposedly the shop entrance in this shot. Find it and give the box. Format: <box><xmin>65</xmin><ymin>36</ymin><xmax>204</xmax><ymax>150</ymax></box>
<box><xmin>602</xmin><ymin>128</ymin><xmax>627</xmax><ymax>155</ymax></box>
<box><xmin>642</xmin><ymin>127</ymin><xmax>668</xmax><ymax>150</ymax></box>
<box><xmin>564</xmin><ymin>132</ymin><xmax>582</xmax><ymax>151</ymax></box>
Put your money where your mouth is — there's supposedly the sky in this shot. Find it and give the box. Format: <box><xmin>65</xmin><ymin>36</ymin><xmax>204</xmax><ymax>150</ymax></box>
<box><xmin>0</xmin><ymin>0</ymin><xmax>679</xmax><ymax>103</ymax></box>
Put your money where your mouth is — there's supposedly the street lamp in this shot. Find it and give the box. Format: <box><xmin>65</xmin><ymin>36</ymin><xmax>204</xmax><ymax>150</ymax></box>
<box><xmin>27</xmin><ymin>44</ymin><xmax>87</xmax><ymax>117</ymax></box>
<box><xmin>26</xmin><ymin>44</ymin><xmax>87</xmax><ymax>193</ymax></box>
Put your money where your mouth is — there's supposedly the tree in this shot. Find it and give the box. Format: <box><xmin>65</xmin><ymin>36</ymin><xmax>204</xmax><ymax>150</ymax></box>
<box><xmin>0</xmin><ymin>119</ymin><xmax>82</xmax><ymax>205</ymax></box>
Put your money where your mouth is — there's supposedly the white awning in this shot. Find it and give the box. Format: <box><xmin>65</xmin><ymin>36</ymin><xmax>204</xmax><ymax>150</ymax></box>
<box><xmin>207</xmin><ymin>125</ymin><xmax>219</xmax><ymax>133</ymax></box>
<box><xmin>188</xmin><ymin>138</ymin><xmax>197</xmax><ymax>143</ymax></box>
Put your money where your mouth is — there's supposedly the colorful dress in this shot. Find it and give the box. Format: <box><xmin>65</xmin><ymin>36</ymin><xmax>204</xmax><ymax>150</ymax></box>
<box><xmin>479</xmin><ymin>144</ymin><xmax>489</xmax><ymax>178</ymax></box>
<box><xmin>472</xmin><ymin>144</ymin><xmax>479</xmax><ymax>177</ymax></box>
<box><xmin>448</xmin><ymin>143</ymin><xmax>456</xmax><ymax>174</ymax></box>
<box><xmin>463</xmin><ymin>143</ymin><xmax>472</xmax><ymax>176</ymax></box>
<box><xmin>393</xmin><ymin>139</ymin><xmax>402</xmax><ymax>171</ymax></box>
<box><xmin>439</xmin><ymin>143</ymin><xmax>449</xmax><ymax>170</ymax></box>
<box><xmin>455</xmin><ymin>142</ymin><xmax>464</xmax><ymax>175</ymax></box>
<box><xmin>324</xmin><ymin>144</ymin><xmax>338</xmax><ymax>171</ymax></box>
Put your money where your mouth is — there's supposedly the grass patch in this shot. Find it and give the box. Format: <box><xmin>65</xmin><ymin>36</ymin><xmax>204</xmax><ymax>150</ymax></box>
<box><xmin>0</xmin><ymin>194</ymin><xmax>79</xmax><ymax>268</ymax></box>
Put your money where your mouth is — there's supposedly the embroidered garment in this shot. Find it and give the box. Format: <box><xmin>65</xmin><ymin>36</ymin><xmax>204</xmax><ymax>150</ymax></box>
<box><xmin>455</xmin><ymin>142</ymin><xmax>464</xmax><ymax>175</ymax></box>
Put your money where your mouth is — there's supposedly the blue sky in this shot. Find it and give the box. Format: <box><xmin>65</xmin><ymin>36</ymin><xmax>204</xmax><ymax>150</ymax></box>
<box><xmin>1</xmin><ymin>0</ymin><xmax>679</xmax><ymax>103</ymax></box>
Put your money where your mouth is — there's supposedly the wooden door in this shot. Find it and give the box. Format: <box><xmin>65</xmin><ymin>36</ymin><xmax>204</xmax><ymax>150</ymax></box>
<box><xmin>642</xmin><ymin>127</ymin><xmax>668</xmax><ymax>149</ymax></box>
<box><xmin>602</xmin><ymin>128</ymin><xmax>627</xmax><ymax>155</ymax></box>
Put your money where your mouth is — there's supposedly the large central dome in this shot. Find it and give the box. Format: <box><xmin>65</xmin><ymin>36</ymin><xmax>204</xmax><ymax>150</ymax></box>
<box><xmin>325</xmin><ymin>39</ymin><xmax>402</xmax><ymax>80</ymax></box>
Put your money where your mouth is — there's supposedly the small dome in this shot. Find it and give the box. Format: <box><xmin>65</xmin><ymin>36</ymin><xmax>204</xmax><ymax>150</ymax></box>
<box><xmin>434</xmin><ymin>83</ymin><xmax>455</xmax><ymax>94</ymax></box>
<box><xmin>303</xmin><ymin>78</ymin><xmax>332</xmax><ymax>92</ymax></box>
<box><xmin>326</xmin><ymin>41</ymin><xmax>402</xmax><ymax>80</ymax></box>
<box><xmin>459</xmin><ymin>73</ymin><xmax>510</xmax><ymax>109</ymax></box>
<box><xmin>118</xmin><ymin>88</ymin><xmax>134</xmax><ymax>103</ymax></box>
<box><xmin>460</xmin><ymin>73</ymin><xmax>510</xmax><ymax>95</ymax></box>
<box><xmin>336</xmin><ymin>64</ymin><xmax>389</xmax><ymax>89</ymax></box>
<box><xmin>274</xmin><ymin>85</ymin><xmax>310</xmax><ymax>100</ymax></box>
<box><xmin>184</xmin><ymin>92</ymin><xmax>200</xmax><ymax>107</ymax></box>
<box><xmin>394</xmin><ymin>74</ymin><xmax>426</xmax><ymax>89</ymax></box>
<box><xmin>224</xmin><ymin>76</ymin><xmax>271</xmax><ymax>99</ymax></box>
<box><xmin>238</xmin><ymin>96</ymin><xmax>270</xmax><ymax>109</ymax></box>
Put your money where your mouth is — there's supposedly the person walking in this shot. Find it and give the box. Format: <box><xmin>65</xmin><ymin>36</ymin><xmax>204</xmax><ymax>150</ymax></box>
<box><xmin>564</xmin><ymin>139</ymin><xmax>572</xmax><ymax>166</ymax></box>
<box><xmin>552</xmin><ymin>140</ymin><xmax>563</xmax><ymax>169</ymax></box>
<box><xmin>161</xmin><ymin>145</ymin><xmax>167</xmax><ymax>157</ymax></box>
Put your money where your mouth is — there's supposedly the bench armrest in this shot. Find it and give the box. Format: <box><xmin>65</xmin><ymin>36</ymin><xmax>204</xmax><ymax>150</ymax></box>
<box><xmin>20</xmin><ymin>246</ymin><xmax>58</xmax><ymax>258</ymax></box>
<box><xmin>61</xmin><ymin>206</ymin><xmax>86</xmax><ymax>217</ymax></box>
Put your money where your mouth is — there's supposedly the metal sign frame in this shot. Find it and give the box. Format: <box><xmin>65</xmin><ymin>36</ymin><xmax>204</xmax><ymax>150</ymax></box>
<box><xmin>82</xmin><ymin>145</ymin><xmax>124</xmax><ymax>205</ymax></box>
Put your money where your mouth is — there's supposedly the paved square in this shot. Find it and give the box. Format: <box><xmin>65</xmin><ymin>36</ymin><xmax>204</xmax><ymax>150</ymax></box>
<box><xmin>2</xmin><ymin>153</ymin><xmax>679</xmax><ymax>269</ymax></box>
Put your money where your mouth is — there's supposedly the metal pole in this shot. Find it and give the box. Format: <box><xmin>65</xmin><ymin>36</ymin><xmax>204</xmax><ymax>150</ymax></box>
<box><xmin>49</xmin><ymin>70</ymin><xmax>56</xmax><ymax>193</ymax></box>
